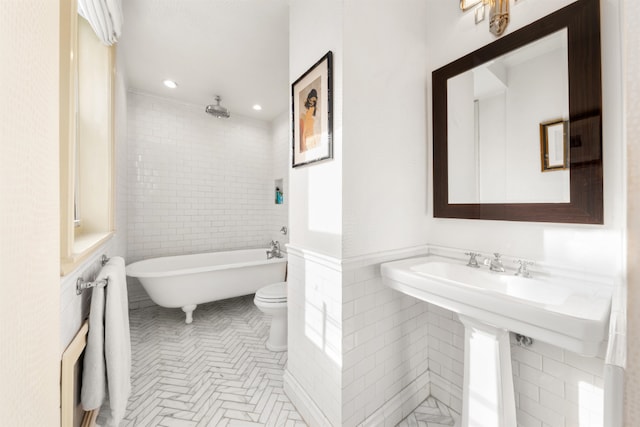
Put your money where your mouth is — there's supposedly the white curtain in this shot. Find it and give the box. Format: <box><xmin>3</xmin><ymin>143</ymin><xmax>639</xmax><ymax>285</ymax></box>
<box><xmin>78</xmin><ymin>0</ymin><xmax>123</xmax><ymax>46</ymax></box>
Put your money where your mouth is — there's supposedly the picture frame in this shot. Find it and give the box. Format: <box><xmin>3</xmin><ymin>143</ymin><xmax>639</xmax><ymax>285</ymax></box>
<box><xmin>540</xmin><ymin>119</ymin><xmax>569</xmax><ymax>171</ymax></box>
<box><xmin>292</xmin><ymin>51</ymin><xmax>333</xmax><ymax>168</ymax></box>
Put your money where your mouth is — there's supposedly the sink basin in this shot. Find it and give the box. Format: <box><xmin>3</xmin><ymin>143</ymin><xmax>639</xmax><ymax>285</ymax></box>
<box><xmin>411</xmin><ymin>261</ymin><xmax>573</xmax><ymax>305</ymax></box>
<box><xmin>381</xmin><ymin>256</ymin><xmax>613</xmax><ymax>356</ymax></box>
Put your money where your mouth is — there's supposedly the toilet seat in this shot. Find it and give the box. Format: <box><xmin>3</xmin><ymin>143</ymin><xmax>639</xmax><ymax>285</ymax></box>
<box><xmin>255</xmin><ymin>281</ymin><xmax>287</xmax><ymax>303</ymax></box>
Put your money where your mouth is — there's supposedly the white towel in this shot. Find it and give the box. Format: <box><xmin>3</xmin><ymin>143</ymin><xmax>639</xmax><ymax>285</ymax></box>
<box><xmin>81</xmin><ymin>256</ymin><xmax>131</xmax><ymax>426</ymax></box>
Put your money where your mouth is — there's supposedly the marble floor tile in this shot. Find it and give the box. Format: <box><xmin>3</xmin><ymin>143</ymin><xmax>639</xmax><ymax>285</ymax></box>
<box><xmin>97</xmin><ymin>294</ymin><xmax>458</xmax><ymax>427</ymax></box>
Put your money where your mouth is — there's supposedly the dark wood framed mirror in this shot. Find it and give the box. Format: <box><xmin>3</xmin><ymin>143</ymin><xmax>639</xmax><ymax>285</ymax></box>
<box><xmin>433</xmin><ymin>0</ymin><xmax>602</xmax><ymax>224</ymax></box>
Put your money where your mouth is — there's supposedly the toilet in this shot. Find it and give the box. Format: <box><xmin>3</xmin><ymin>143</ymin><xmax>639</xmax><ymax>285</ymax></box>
<box><xmin>254</xmin><ymin>282</ymin><xmax>288</xmax><ymax>351</ymax></box>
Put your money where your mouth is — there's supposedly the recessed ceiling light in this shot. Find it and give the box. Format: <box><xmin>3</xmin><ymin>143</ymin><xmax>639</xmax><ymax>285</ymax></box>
<box><xmin>163</xmin><ymin>79</ymin><xmax>178</xmax><ymax>89</ymax></box>
<box><xmin>252</xmin><ymin>104</ymin><xmax>262</xmax><ymax>111</ymax></box>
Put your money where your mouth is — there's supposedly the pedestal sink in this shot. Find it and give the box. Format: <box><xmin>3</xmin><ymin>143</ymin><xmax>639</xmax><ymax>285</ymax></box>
<box><xmin>381</xmin><ymin>255</ymin><xmax>613</xmax><ymax>427</ymax></box>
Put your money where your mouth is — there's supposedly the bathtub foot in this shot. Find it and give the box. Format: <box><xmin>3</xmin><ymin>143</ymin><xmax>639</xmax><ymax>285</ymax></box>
<box><xmin>182</xmin><ymin>305</ymin><xmax>197</xmax><ymax>324</ymax></box>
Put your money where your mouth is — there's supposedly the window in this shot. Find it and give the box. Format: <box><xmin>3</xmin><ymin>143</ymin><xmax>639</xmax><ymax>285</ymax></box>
<box><xmin>60</xmin><ymin>0</ymin><xmax>115</xmax><ymax>275</ymax></box>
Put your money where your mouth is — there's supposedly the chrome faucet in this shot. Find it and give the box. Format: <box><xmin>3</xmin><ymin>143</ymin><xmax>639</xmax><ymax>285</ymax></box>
<box><xmin>266</xmin><ymin>240</ymin><xmax>282</xmax><ymax>259</ymax></box>
<box><xmin>515</xmin><ymin>260</ymin><xmax>534</xmax><ymax>278</ymax></box>
<box><xmin>486</xmin><ymin>253</ymin><xmax>505</xmax><ymax>272</ymax></box>
<box><xmin>465</xmin><ymin>252</ymin><xmax>482</xmax><ymax>268</ymax></box>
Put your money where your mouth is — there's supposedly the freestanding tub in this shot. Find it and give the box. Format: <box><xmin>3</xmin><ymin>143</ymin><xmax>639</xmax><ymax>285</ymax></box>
<box><xmin>126</xmin><ymin>248</ymin><xmax>287</xmax><ymax>323</ymax></box>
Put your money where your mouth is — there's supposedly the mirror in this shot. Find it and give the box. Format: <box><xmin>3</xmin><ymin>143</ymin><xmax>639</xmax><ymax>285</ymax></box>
<box><xmin>433</xmin><ymin>0</ymin><xmax>603</xmax><ymax>224</ymax></box>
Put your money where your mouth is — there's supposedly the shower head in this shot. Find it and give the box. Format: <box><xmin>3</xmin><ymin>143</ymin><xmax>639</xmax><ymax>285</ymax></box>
<box><xmin>205</xmin><ymin>95</ymin><xmax>231</xmax><ymax>118</ymax></box>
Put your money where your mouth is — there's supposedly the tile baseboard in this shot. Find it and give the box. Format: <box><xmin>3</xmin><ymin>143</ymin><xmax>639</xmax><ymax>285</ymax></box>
<box><xmin>357</xmin><ymin>369</ymin><xmax>431</xmax><ymax>427</ymax></box>
<box><xmin>283</xmin><ymin>369</ymin><xmax>334</xmax><ymax>427</ymax></box>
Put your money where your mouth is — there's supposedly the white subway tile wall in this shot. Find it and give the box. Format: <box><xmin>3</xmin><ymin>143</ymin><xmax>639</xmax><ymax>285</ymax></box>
<box><xmin>427</xmin><ymin>304</ymin><xmax>464</xmax><ymax>415</ymax></box>
<box><xmin>285</xmin><ymin>251</ymin><xmax>431</xmax><ymax>427</ymax></box>
<box><xmin>269</xmin><ymin>111</ymin><xmax>290</xmax><ymax>247</ymax></box>
<box><xmin>426</xmin><ymin>306</ymin><xmax>606</xmax><ymax>427</ymax></box>
<box><xmin>286</xmin><ymin>252</ymin><xmax>343</xmax><ymax>426</ymax></box>
<box><xmin>342</xmin><ymin>265</ymin><xmax>430</xmax><ymax>427</ymax></box>
<box><xmin>126</xmin><ymin>92</ymin><xmax>288</xmax><ymax>307</ymax></box>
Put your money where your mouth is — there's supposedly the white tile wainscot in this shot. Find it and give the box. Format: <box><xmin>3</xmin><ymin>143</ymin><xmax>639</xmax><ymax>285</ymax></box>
<box><xmin>284</xmin><ymin>245</ymin><xmax>432</xmax><ymax>427</ymax></box>
<box><xmin>285</xmin><ymin>247</ymin><xmax>343</xmax><ymax>426</ymax></box>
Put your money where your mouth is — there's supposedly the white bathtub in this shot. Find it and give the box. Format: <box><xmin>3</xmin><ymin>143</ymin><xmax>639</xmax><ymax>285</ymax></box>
<box><xmin>126</xmin><ymin>248</ymin><xmax>287</xmax><ymax>323</ymax></box>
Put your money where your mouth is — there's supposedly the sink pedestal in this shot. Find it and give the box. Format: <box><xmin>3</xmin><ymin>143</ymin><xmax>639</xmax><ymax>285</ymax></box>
<box><xmin>459</xmin><ymin>315</ymin><xmax>516</xmax><ymax>427</ymax></box>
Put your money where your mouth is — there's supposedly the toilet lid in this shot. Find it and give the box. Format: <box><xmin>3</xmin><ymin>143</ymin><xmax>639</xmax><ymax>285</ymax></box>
<box><xmin>255</xmin><ymin>282</ymin><xmax>287</xmax><ymax>302</ymax></box>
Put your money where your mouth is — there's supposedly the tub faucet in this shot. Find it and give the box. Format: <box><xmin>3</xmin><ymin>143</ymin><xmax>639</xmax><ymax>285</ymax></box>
<box><xmin>267</xmin><ymin>240</ymin><xmax>282</xmax><ymax>259</ymax></box>
<box><xmin>486</xmin><ymin>253</ymin><xmax>505</xmax><ymax>272</ymax></box>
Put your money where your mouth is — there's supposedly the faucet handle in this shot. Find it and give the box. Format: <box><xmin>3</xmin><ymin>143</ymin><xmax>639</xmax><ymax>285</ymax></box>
<box><xmin>515</xmin><ymin>259</ymin><xmax>534</xmax><ymax>277</ymax></box>
<box><xmin>465</xmin><ymin>252</ymin><xmax>482</xmax><ymax>268</ymax></box>
<box><xmin>482</xmin><ymin>252</ymin><xmax>501</xmax><ymax>264</ymax></box>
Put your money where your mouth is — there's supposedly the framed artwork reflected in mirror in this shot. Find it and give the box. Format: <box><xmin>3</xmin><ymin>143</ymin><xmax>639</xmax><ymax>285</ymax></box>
<box><xmin>540</xmin><ymin>119</ymin><xmax>568</xmax><ymax>171</ymax></box>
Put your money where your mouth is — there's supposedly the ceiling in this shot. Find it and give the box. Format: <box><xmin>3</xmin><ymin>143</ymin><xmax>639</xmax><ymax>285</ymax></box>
<box><xmin>119</xmin><ymin>0</ymin><xmax>290</xmax><ymax>121</ymax></box>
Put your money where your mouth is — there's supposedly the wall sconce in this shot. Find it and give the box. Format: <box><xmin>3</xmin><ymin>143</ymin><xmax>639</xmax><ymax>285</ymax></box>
<box><xmin>488</xmin><ymin>0</ymin><xmax>509</xmax><ymax>36</ymax></box>
<box><xmin>460</xmin><ymin>0</ymin><xmax>511</xmax><ymax>37</ymax></box>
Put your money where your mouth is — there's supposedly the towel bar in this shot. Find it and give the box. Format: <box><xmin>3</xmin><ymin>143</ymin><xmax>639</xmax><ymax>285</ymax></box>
<box><xmin>76</xmin><ymin>277</ymin><xmax>109</xmax><ymax>295</ymax></box>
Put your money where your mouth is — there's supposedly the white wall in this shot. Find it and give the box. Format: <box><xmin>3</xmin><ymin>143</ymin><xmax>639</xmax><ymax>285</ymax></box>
<box><xmin>287</xmin><ymin>2</ymin><xmax>433</xmax><ymax>426</ymax></box>
<box><xmin>287</xmin><ymin>4</ymin><xmax>345</xmax><ymax>424</ymax></box>
<box><xmin>289</xmin><ymin>0</ymin><xmax>343</xmax><ymax>259</ymax></box>
<box><xmin>342</xmin><ymin>0</ymin><xmax>430</xmax><ymax>258</ymax></box>
<box><xmin>623</xmin><ymin>0</ymin><xmax>640</xmax><ymax>424</ymax></box>
<box><xmin>340</xmin><ymin>3</ymin><xmax>433</xmax><ymax>425</ymax></box>
<box><xmin>0</xmin><ymin>1</ymin><xmax>61</xmax><ymax>423</ymax></box>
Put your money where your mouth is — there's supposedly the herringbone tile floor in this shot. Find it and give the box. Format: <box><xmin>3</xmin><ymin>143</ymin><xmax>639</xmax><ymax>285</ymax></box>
<box><xmin>98</xmin><ymin>295</ymin><xmax>457</xmax><ymax>427</ymax></box>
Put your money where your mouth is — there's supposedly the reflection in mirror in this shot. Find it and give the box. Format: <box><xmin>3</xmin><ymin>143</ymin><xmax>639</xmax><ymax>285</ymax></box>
<box><xmin>447</xmin><ymin>29</ymin><xmax>569</xmax><ymax>204</ymax></box>
<box><xmin>540</xmin><ymin>119</ymin><xmax>568</xmax><ymax>171</ymax></box>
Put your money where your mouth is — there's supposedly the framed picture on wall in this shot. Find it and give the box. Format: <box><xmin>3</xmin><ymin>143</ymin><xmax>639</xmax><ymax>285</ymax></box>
<box><xmin>540</xmin><ymin>118</ymin><xmax>569</xmax><ymax>171</ymax></box>
<box><xmin>292</xmin><ymin>51</ymin><xmax>333</xmax><ymax>168</ymax></box>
